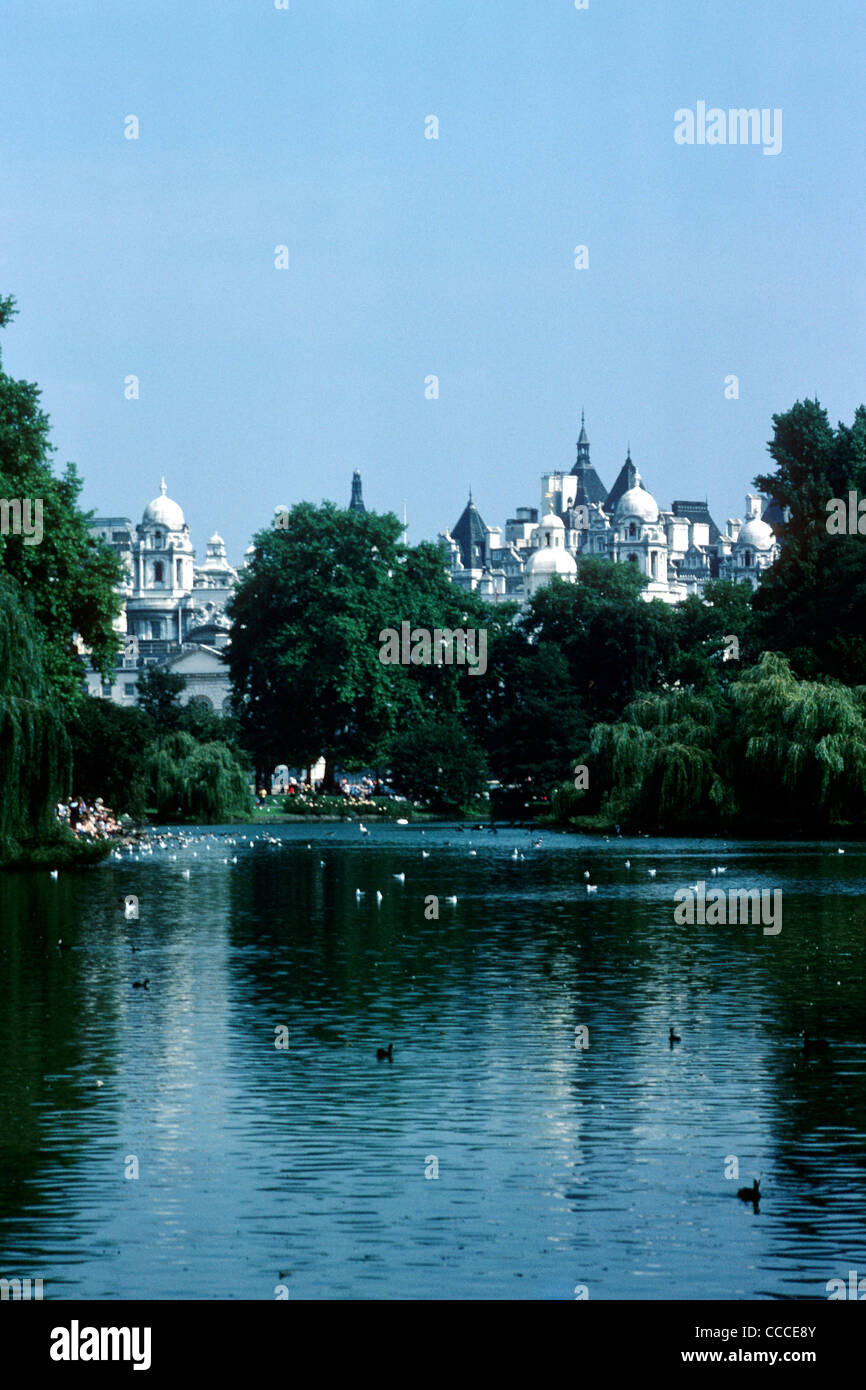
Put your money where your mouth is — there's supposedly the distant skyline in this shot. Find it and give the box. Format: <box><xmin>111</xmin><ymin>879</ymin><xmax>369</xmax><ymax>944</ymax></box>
<box><xmin>2</xmin><ymin>0</ymin><xmax>864</xmax><ymax>563</ymax></box>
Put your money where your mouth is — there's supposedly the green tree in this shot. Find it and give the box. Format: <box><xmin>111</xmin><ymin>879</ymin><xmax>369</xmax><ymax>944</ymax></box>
<box><xmin>729</xmin><ymin>652</ymin><xmax>866</xmax><ymax>829</ymax></box>
<box><xmin>590</xmin><ymin>688</ymin><xmax>730</xmax><ymax>830</ymax></box>
<box><xmin>0</xmin><ymin>576</ymin><xmax>71</xmax><ymax>862</ymax></box>
<box><xmin>519</xmin><ymin>559</ymin><xmax>676</xmax><ymax>724</ymax></box>
<box><xmin>0</xmin><ymin>294</ymin><xmax>123</xmax><ymax>708</ymax></box>
<box><xmin>68</xmin><ymin>697</ymin><xmax>153</xmax><ymax>813</ymax></box>
<box><xmin>143</xmin><ymin>730</ymin><xmax>251</xmax><ymax>821</ymax></box>
<box><xmin>670</xmin><ymin>579</ymin><xmax>757</xmax><ymax>691</ymax></box>
<box><xmin>136</xmin><ymin>666</ymin><xmax>186</xmax><ymax>730</ymax></box>
<box><xmin>752</xmin><ymin>399</ymin><xmax>866</xmax><ymax>681</ymax></box>
<box><xmin>227</xmin><ymin>501</ymin><xmax>493</xmax><ymax>786</ymax></box>
<box><xmin>387</xmin><ymin>712</ymin><xmax>488</xmax><ymax>811</ymax></box>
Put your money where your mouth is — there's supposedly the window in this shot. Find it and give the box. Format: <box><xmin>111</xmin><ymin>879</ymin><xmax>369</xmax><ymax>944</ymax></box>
<box><xmin>627</xmin><ymin>553</ymin><xmax>638</xmax><ymax>564</ymax></box>
<box><xmin>629</xmin><ymin>523</ymin><xmax>637</xmax><ymax>538</ymax></box>
<box><xmin>176</xmin><ymin>559</ymin><xmax>183</xmax><ymax>584</ymax></box>
<box><xmin>744</xmin><ymin>550</ymin><xmax>752</xmax><ymax>567</ymax></box>
<box><xmin>154</xmin><ymin>561</ymin><xmax>164</xmax><ymax>583</ymax></box>
<box><xmin>124</xmin><ymin>683</ymin><xmax>137</xmax><ymax>696</ymax></box>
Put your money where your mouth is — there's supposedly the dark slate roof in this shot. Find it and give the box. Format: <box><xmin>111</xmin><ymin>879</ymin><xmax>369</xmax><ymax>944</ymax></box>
<box><xmin>572</xmin><ymin>465</ymin><xmax>609</xmax><ymax>507</ymax></box>
<box><xmin>671</xmin><ymin>499</ymin><xmax>721</xmax><ymax>545</ymax></box>
<box><xmin>569</xmin><ymin>413</ymin><xmax>608</xmax><ymax>503</ymax></box>
<box><xmin>604</xmin><ymin>453</ymin><xmax>642</xmax><ymax>515</ymax></box>
<box><xmin>451</xmin><ymin>498</ymin><xmax>489</xmax><ymax>569</ymax></box>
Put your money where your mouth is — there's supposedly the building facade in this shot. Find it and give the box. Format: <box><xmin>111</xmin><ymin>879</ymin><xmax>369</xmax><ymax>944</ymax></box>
<box><xmin>85</xmin><ymin>480</ymin><xmax>239</xmax><ymax>711</ymax></box>
<box><xmin>440</xmin><ymin>415</ymin><xmax>783</xmax><ymax>604</ymax></box>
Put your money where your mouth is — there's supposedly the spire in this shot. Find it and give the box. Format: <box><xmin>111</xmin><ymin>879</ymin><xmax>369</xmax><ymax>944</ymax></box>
<box><xmin>348</xmin><ymin>469</ymin><xmax>366</xmax><ymax>514</ymax></box>
<box><xmin>575</xmin><ymin>411</ymin><xmax>590</xmax><ymax>467</ymax></box>
<box><xmin>160</xmin><ymin>477</ymin><xmax>167</xmax><ymax>495</ymax></box>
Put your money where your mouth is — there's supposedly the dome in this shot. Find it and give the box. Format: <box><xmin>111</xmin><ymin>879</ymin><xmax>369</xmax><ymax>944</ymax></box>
<box><xmin>208</xmin><ymin>531</ymin><xmax>223</xmax><ymax>545</ymax></box>
<box><xmin>736</xmin><ymin>517</ymin><xmax>774</xmax><ymax>551</ymax></box>
<box><xmin>615</xmin><ymin>483</ymin><xmax>659</xmax><ymax>526</ymax></box>
<box><xmin>143</xmin><ymin>478</ymin><xmax>185</xmax><ymax>531</ymax></box>
<box><xmin>539</xmin><ymin>510</ymin><xmax>566</xmax><ymax>532</ymax></box>
<box><xmin>526</xmin><ymin>546</ymin><xmax>577</xmax><ymax>578</ymax></box>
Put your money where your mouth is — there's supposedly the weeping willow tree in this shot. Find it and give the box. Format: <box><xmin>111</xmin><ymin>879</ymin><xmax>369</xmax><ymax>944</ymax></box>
<box><xmin>143</xmin><ymin>731</ymin><xmax>251</xmax><ymax>822</ymax></box>
<box><xmin>590</xmin><ymin>689</ymin><xmax>732</xmax><ymax>829</ymax></box>
<box><xmin>730</xmin><ymin>653</ymin><xmax>866</xmax><ymax>826</ymax></box>
<box><xmin>0</xmin><ymin>577</ymin><xmax>71</xmax><ymax>863</ymax></box>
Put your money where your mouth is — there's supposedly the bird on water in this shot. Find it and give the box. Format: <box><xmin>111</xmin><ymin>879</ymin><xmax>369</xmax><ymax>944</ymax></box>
<box><xmin>737</xmin><ymin>1179</ymin><xmax>760</xmax><ymax>1203</ymax></box>
<box><xmin>669</xmin><ymin>1027</ymin><xmax>681</xmax><ymax>1045</ymax></box>
<box><xmin>376</xmin><ymin>1043</ymin><xmax>393</xmax><ymax>1061</ymax></box>
<box><xmin>132</xmin><ymin>979</ymin><xmax>150</xmax><ymax>989</ymax></box>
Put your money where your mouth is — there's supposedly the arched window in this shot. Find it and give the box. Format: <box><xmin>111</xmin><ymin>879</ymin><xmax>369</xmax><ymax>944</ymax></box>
<box><xmin>629</xmin><ymin>522</ymin><xmax>637</xmax><ymax>538</ymax></box>
<box><xmin>744</xmin><ymin>550</ymin><xmax>752</xmax><ymax>567</ymax></box>
<box><xmin>154</xmin><ymin>561</ymin><xmax>164</xmax><ymax>583</ymax></box>
<box><xmin>627</xmin><ymin>553</ymin><xmax>638</xmax><ymax>564</ymax></box>
<box><xmin>176</xmin><ymin>559</ymin><xmax>183</xmax><ymax>584</ymax></box>
<box><xmin>650</xmin><ymin>551</ymin><xmax>657</xmax><ymax>578</ymax></box>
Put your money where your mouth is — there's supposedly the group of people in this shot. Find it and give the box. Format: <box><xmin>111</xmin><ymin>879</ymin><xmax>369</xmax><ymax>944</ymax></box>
<box><xmin>56</xmin><ymin>797</ymin><xmax>123</xmax><ymax>838</ymax></box>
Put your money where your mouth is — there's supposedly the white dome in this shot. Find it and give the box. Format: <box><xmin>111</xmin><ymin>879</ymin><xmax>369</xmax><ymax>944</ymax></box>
<box><xmin>615</xmin><ymin>484</ymin><xmax>659</xmax><ymax>525</ymax></box>
<box><xmin>737</xmin><ymin>517</ymin><xmax>774</xmax><ymax>551</ymax></box>
<box><xmin>143</xmin><ymin>479</ymin><xmax>185</xmax><ymax>531</ymax></box>
<box><xmin>539</xmin><ymin>510</ymin><xmax>566</xmax><ymax>532</ymax></box>
<box><xmin>526</xmin><ymin>547</ymin><xmax>577</xmax><ymax>578</ymax></box>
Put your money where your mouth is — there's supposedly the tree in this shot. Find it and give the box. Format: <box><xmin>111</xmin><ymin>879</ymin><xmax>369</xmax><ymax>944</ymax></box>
<box><xmin>388</xmin><ymin>712</ymin><xmax>488</xmax><ymax>811</ymax></box>
<box><xmin>590</xmin><ymin>688</ymin><xmax>730</xmax><ymax>830</ymax></box>
<box><xmin>729</xmin><ymin>652</ymin><xmax>866</xmax><ymax>828</ymax></box>
<box><xmin>0</xmin><ymin>294</ymin><xmax>124</xmax><ymax>708</ymax></box>
<box><xmin>143</xmin><ymin>731</ymin><xmax>251</xmax><ymax>821</ymax></box>
<box><xmin>136</xmin><ymin>666</ymin><xmax>186</xmax><ymax>730</ymax></box>
<box><xmin>0</xmin><ymin>575</ymin><xmax>71</xmax><ymax>861</ymax></box>
<box><xmin>752</xmin><ymin>399</ymin><xmax>866</xmax><ymax>681</ymax></box>
<box><xmin>68</xmin><ymin>697</ymin><xmax>153</xmax><ymax>813</ymax></box>
<box><xmin>226</xmin><ymin>501</ymin><xmax>494</xmax><ymax>787</ymax></box>
<box><xmin>670</xmin><ymin>579</ymin><xmax>757</xmax><ymax>691</ymax></box>
<box><xmin>519</xmin><ymin>560</ymin><xmax>677</xmax><ymax>724</ymax></box>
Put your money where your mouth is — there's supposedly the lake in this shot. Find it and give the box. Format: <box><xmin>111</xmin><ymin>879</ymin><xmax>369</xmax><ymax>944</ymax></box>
<box><xmin>1</xmin><ymin>824</ymin><xmax>864</xmax><ymax>1300</ymax></box>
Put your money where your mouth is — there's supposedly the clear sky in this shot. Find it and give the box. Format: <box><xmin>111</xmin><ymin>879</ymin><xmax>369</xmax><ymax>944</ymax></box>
<box><xmin>1</xmin><ymin>0</ymin><xmax>864</xmax><ymax>565</ymax></box>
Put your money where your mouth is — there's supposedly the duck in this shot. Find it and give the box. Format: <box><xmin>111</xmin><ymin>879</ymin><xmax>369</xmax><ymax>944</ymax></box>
<box><xmin>421</xmin><ymin>851</ymin><xmax>430</xmax><ymax>858</ymax></box>
<box><xmin>802</xmin><ymin>1031</ymin><xmax>830</xmax><ymax>1052</ymax></box>
<box><xmin>585</xmin><ymin>883</ymin><xmax>597</xmax><ymax>893</ymax></box>
<box><xmin>355</xmin><ymin>888</ymin><xmax>365</xmax><ymax>899</ymax></box>
<box><xmin>583</xmin><ymin>870</ymin><xmax>590</xmax><ymax>880</ymax></box>
<box><xmin>737</xmin><ymin>1178</ymin><xmax>760</xmax><ymax>1202</ymax></box>
<box><xmin>49</xmin><ymin>869</ymin><xmax>59</xmax><ymax>880</ymax></box>
<box><xmin>132</xmin><ymin>979</ymin><xmax>150</xmax><ymax>990</ymax></box>
<box><xmin>375</xmin><ymin>890</ymin><xmax>383</xmax><ymax>904</ymax></box>
<box><xmin>648</xmin><ymin>868</ymin><xmax>657</xmax><ymax>879</ymax></box>
<box><xmin>624</xmin><ymin>860</ymin><xmax>631</xmax><ymax>868</ymax></box>
<box><xmin>445</xmin><ymin>895</ymin><xmax>458</xmax><ymax>905</ymax></box>
<box><xmin>669</xmin><ymin>1027</ymin><xmax>681</xmax><ymax>1045</ymax></box>
<box><xmin>393</xmin><ymin>872</ymin><xmax>405</xmax><ymax>882</ymax></box>
<box><xmin>376</xmin><ymin>1043</ymin><xmax>393</xmax><ymax>1061</ymax></box>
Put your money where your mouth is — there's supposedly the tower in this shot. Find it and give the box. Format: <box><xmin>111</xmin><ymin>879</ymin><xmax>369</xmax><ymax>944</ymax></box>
<box><xmin>349</xmin><ymin>469</ymin><xmax>366</xmax><ymax>514</ymax></box>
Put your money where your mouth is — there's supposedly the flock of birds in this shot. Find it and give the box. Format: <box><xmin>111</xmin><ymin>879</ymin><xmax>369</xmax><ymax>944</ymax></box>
<box><xmin>49</xmin><ymin>822</ymin><xmax>838</xmax><ymax>1087</ymax></box>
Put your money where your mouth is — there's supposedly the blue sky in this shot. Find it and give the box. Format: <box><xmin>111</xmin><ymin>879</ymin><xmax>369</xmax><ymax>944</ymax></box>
<box><xmin>1</xmin><ymin>0</ymin><xmax>864</xmax><ymax>564</ymax></box>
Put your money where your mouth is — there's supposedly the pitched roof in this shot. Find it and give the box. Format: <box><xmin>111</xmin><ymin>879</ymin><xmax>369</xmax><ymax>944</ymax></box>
<box><xmin>450</xmin><ymin>498</ymin><xmax>489</xmax><ymax>569</ymax></box>
<box><xmin>604</xmin><ymin>451</ymin><xmax>642</xmax><ymax>515</ymax></box>
<box><xmin>569</xmin><ymin>412</ymin><xmax>608</xmax><ymax>504</ymax></box>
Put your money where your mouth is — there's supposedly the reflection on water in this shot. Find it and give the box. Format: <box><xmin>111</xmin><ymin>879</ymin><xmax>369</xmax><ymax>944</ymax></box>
<box><xmin>1</xmin><ymin>825</ymin><xmax>865</xmax><ymax>1300</ymax></box>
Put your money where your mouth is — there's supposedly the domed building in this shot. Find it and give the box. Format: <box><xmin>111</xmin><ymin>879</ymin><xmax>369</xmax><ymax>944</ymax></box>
<box><xmin>443</xmin><ymin>416</ymin><xmax>782</xmax><ymax>605</ymax></box>
<box><xmin>524</xmin><ymin>507</ymin><xmax>578</xmax><ymax>596</ymax></box>
<box><xmin>85</xmin><ymin>480</ymin><xmax>239</xmax><ymax>712</ymax></box>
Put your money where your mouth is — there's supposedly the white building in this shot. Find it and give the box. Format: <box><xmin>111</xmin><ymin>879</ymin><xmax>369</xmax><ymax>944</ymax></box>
<box><xmin>85</xmin><ymin>480</ymin><xmax>239</xmax><ymax>712</ymax></box>
<box><xmin>442</xmin><ymin>415</ymin><xmax>783</xmax><ymax>604</ymax></box>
